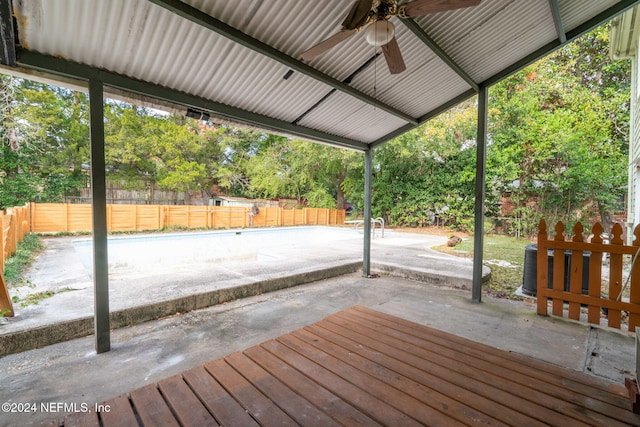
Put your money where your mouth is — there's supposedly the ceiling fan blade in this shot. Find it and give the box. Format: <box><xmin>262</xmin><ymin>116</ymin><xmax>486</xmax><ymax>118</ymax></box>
<box><xmin>342</xmin><ymin>0</ymin><xmax>374</xmax><ymax>30</ymax></box>
<box><xmin>402</xmin><ymin>0</ymin><xmax>481</xmax><ymax>17</ymax></box>
<box><xmin>381</xmin><ymin>37</ymin><xmax>406</xmax><ymax>74</ymax></box>
<box><xmin>300</xmin><ymin>29</ymin><xmax>357</xmax><ymax>61</ymax></box>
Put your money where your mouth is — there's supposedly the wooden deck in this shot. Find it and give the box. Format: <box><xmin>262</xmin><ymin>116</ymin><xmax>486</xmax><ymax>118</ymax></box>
<box><xmin>51</xmin><ymin>306</ymin><xmax>639</xmax><ymax>426</ymax></box>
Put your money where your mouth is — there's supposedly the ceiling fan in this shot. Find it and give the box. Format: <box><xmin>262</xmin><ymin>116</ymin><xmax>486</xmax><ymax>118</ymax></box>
<box><xmin>301</xmin><ymin>0</ymin><xmax>481</xmax><ymax>74</ymax></box>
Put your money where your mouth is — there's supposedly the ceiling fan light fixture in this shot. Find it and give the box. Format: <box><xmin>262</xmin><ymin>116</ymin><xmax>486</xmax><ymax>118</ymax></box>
<box><xmin>364</xmin><ymin>19</ymin><xmax>395</xmax><ymax>47</ymax></box>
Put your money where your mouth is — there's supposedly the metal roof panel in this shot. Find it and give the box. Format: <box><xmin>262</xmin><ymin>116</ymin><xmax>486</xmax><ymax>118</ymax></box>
<box><xmin>10</xmin><ymin>0</ymin><xmax>637</xmax><ymax>148</ymax></box>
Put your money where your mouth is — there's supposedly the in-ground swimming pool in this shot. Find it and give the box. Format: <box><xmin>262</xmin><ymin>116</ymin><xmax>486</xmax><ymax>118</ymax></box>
<box><xmin>72</xmin><ymin>226</ymin><xmax>363</xmax><ymax>273</ymax></box>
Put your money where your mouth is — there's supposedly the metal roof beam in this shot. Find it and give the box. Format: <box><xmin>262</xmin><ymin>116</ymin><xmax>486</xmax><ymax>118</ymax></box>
<box><xmin>147</xmin><ymin>0</ymin><xmax>418</xmax><ymax>126</ymax></box>
<box><xmin>548</xmin><ymin>0</ymin><xmax>567</xmax><ymax>43</ymax></box>
<box><xmin>15</xmin><ymin>49</ymin><xmax>369</xmax><ymax>152</ymax></box>
<box><xmin>483</xmin><ymin>0</ymin><xmax>640</xmax><ymax>87</ymax></box>
<box><xmin>400</xmin><ymin>18</ymin><xmax>479</xmax><ymax>92</ymax></box>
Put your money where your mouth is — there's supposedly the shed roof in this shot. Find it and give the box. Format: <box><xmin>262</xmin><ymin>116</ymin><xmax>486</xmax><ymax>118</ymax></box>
<box><xmin>1</xmin><ymin>0</ymin><xmax>639</xmax><ymax>150</ymax></box>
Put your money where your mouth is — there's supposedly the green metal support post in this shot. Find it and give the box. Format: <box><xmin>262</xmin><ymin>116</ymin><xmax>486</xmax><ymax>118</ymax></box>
<box><xmin>89</xmin><ymin>79</ymin><xmax>110</xmax><ymax>353</ymax></box>
<box><xmin>363</xmin><ymin>147</ymin><xmax>372</xmax><ymax>276</ymax></box>
<box><xmin>472</xmin><ymin>85</ymin><xmax>488</xmax><ymax>303</ymax></box>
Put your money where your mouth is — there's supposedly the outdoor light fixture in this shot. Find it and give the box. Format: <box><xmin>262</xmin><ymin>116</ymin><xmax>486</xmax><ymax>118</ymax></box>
<box><xmin>364</xmin><ymin>20</ymin><xmax>395</xmax><ymax>47</ymax></box>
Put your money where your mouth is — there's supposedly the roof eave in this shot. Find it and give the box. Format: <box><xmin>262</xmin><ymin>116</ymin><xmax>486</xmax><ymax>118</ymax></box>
<box><xmin>13</xmin><ymin>49</ymin><xmax>369</xmax><ymax>152</ymax></box>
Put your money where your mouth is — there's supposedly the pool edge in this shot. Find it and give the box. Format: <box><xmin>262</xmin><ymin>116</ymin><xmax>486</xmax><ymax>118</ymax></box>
<box><xmin>0</xmin><ymin>261</ymin><xmax>361</xmax><ymax>357</ymax></box>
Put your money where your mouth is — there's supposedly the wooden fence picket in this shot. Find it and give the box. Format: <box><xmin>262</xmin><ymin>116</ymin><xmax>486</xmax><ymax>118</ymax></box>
<box><xmin>0</xmin><ymin>273</ymin><xmax>12</xmax><ymax>317</ymax></box>
<box><xmin>568</xmin><ymin>222</ymin><xmax>584</xmax><ymax>321</ymax></box>
<box><xmin>608</xmin><ymin>223</ymin><xmax>624</xmax><ymax>329</ymax></box>
<box><xmin>0</xmin><ymin>204</ymin><xmax>30</xmax><ymax>317</ymax></box>
<box><xmin>552</xmin><ymin>221</ymin><xmax>565</xmax><ymax>317</ymax></box>
<box><xmin>538</xmin><ymin>218</ymin><xmax>640</xmax><ymax>332</ymax></box>
<box><xmin>536</xmin><ymin>219</ymin><xmax>549</xmax><ymax>317</ymax></box>
<box><xmin>0</xmin><ymin>210</ymin><xmax>4</xmax><ymax>277</ymax></box>
<box><xmin>588</xmin><ymin>223</ymin><xmax>603</xmax><ymax>325</ymax></box>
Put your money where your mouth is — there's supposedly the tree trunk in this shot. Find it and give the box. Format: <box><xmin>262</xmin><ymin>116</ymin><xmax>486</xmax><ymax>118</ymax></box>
<box><xmin>336</xmin><ymin>184</ymin><xmax>345</xmax><ymax>210</ymax></box>
<box><xmin>597</xmin><ymin>200</ymin><xmax>615</xmax><ymax>233</ymax></box>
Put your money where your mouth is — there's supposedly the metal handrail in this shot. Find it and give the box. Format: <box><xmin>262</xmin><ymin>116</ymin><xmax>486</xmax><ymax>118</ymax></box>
<box><xmin>349</xmin><ymin>218</ymin><xmax>384</xmax><ymax>238</ymax></box>
<box><xmin>372</xmin><ymin>217</ymin><xmax>384</xmax><ymax>238</ymax></box>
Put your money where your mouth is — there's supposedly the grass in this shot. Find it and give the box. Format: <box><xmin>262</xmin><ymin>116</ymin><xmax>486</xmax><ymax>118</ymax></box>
<box><xmin>3</xmin><ymin>234</ymin><xmax>44</xmax><ymax>287</ymax></box>
<box><xmin>11</xmin><ymin>288</ymin><xmax>74</xmax><ymax>307</ymax></box>
<box><xmin>435</xmin><ymin>234</ymin><xmax>532</xmax><ymax>299</ymax></box>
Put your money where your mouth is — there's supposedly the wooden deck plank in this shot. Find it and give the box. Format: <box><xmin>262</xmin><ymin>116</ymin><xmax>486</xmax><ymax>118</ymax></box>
<box><xmin>293</xmin><ymin>326</ymin><xmax>513</xmax><ymax>427</ymax></box>
<box><xmin>62</xmin><ymin>411</ymin><xmax>99</xmax><ymax>427</ymax></box>
<box><xmin>157</xmin><ymin>375</ymin><xmax>218</xmax><ymax>427</ymax></box>
<box><xmin>261</xmin><ymin>338</ymin><xmax>424</xmax><ymax>427</ymax></box>
<box><xmin>57</xmin><ymin>304</ymin><xmax>640</xmax><ymax>427</ymax></box>
<box><xmin>129</xmin><ymin>383</ymin><xmax>179</xmax><ymax>427</ymax></box>
<box><xmin>275</xmin><ymin>333</ymin><xmax>451</xmax><ymax>426</ymax></box>
<box><xmin>99</xmin><ymin>395</ymin><xmax>138</xmax><ymax>427</ymax></box>
<box><xmin>204</xmin><ymin>358</ymin><xmax>298</xmax><ymax>426</ymax></box>
<box><xmin>324</xmin><ymin>311</ymin><xmax>634</xmax><ymax>426</ymax></box>
<box><xmin>351</xmin><ymin>306</ymin><xmax>630</xmax><ymax>402</ymax></box>
<box><xmin>182</xmin><ymin>366</ymin><xmax>260</xmax><ymax>427</ymax></box>
<box><xmin>244</xmin><ymin>342</ymin><xmax>382</xmax><ymax>427</ymax></box>
<box><xmin>224</xmin><ymin>351</ymin><xmax>340</xmax><ymax>427</ymax></box>
<box><xmin>303</xmin><ymin>322</ymin><xmax>550</xmax><ymax>426</ymax></box>
<box><xmin>318</xmin><ymin>315</ymin><xmax>572</xmax><ymax>426</ymax></box>
<box><xmin>327</xmin><ymin>312</ymin><xmax>633</xmax><ymax>425</ymax></box>
<box><xmin>350</xmin><ymin>306</ymin><xmax>626</xmax><ymax>398</ymax></box>
<box><xmin>347</xmin><ymin>306</ymin><xmax>640</xmax><ymax>425</ymax></box>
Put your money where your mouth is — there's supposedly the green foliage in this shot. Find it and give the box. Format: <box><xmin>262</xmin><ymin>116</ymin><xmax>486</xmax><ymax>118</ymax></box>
<box><xmin>231</xmin><ymin>136</ymin><xmax>361</xmax><ymax>209</ymax></box>
<box><xmin>12</xmin><ymin>288</ymin><xmax>75</xmax><ymax>308</ymax></box>
<box><xmin>356</xmin><ymin>100</ymin><xmax>483</xmax><ymax>231</ymax></box>
<box><xmin>105</xmin><ymin>104</ymin><xmax>222</xmax><ymax>194</ymax></box>
<box><xmin>487</xmin><ymin>26</ymin><xmax>629</xmax><ymax>231</ymax></box>
<box><xmin>0</xmin><ymin>77</ymin><xmax>89</xmax><ymax>209</ymax></box>
<box><xmin>305</xmin><ymin>187</ymin><xmax>337</xmax><ymax>208</ymax></box>
<box><xmin>3</xmin><ymin>234</ymin><xmax>44</xmax><ymax>286</ymax></box>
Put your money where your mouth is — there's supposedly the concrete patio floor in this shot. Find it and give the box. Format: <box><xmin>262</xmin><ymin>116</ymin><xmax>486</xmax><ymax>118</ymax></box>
<box><xmin>0</xmin><ymin>272</ymin><xmax>636</xmax><ymax>426</ymax></box>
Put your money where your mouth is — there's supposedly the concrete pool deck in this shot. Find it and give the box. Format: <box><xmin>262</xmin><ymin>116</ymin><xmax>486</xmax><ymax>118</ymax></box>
<box><xmin>0</xmin><ymin>227</ymin><xmax>488</xmax><ymax>355</ymax></box>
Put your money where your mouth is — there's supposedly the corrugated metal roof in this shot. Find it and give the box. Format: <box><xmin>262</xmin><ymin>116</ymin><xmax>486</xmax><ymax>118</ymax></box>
<box><xmin>559</xmin><ymin>0</ymin><xmax>621</xmax><ymax>32</ymax></box>
<box><xmin>6</xmin><ymin>0</ymin><xmax>639</xmax><ymax>150</ymax></box>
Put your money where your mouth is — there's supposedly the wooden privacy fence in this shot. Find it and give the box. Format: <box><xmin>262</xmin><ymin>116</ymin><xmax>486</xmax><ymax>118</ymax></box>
<box><xmin>537</xmin><ymin>219</ymin><xmax>640</xmax><ymax>332</ymax></box>
<box><xmin>1</xmin><ymin>204</ymin><xmax>31</xmax><ymax>317</ymax></box>
<box><xmin>30</xmin><ymin>203</ymin><xmax>346</xmax><ymax>233</ymax></box>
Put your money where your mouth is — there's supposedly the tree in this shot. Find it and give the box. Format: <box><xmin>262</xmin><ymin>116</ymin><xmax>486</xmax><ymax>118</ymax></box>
<box><xmin>346</xmin><ymin>99</ymin><xmax>481</xmax><ymax>230</ymax></box>
<box><xmin>226</xmin><ymin>134</ymin><xmax>362</xmax><ymax>209</ymax></box>
<box><xmin>1</xmin><ymin>77</ymin><xmax>89</xmax><ymax>209</ymax></box>
<box><xmin>214</xmin><ymin>127</ymin><xmax>269</xmax><ymax>196</ymax></box>
<box><xmin>105</xmin><ymin>103</ymin><xmax>223</xmax><ymax>199</ymax></box>
<box><xmin>286</xmin><ymin>141</ymin><xmax>361</xmax><ymax>209</ymax></box>
<box><xmin>488</xmin><ymin>26</ymin><xmax>629</xmax><ymax>233</ymax></box>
